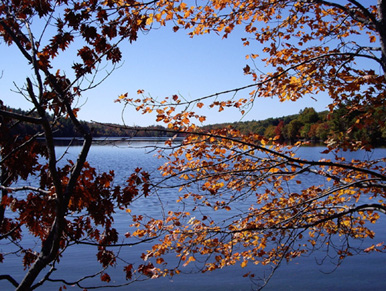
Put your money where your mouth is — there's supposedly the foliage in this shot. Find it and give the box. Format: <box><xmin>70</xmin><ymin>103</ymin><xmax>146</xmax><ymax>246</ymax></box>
<box><xmin>0</xmin><ymin>0</ymin><xmax>166</xmax><ymax>289</ymax></box>
<box><xmin>1</xmin><ymin>0</ymin><xmax>386</xmax><ymax>290</ymax></box>
<box><xmin>117</xmin><ymin>1</ymin><xmax>386</xmax><ymax>289</ymax></box>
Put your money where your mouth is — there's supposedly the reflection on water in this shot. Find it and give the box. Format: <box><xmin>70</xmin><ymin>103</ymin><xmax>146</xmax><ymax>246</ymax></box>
<box><xmin>1</xmin><ymin>145</ymin><xmax>385</xmax><ymax>290</ymax></box>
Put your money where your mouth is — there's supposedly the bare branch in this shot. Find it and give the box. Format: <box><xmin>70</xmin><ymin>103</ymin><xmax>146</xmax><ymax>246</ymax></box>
<box><xmin>0</xmin><ymin>185</ymin><xmax>50</xmax><ymax>195</ymax></box>
<box><xmin>0</xmin><ymin>275</ymin><xmax>19</xmax><ymax>288</ymax></box>
<box><xmin>0</xmin><ymin>109</ymin><xmax>42</xmax><ymax>124</ymax></box>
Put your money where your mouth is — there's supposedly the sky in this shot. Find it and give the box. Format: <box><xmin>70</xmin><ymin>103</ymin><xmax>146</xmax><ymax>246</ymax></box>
<box><xmin>0</xmin><ymin>17</ymin><xmax>332</xmax><ymax>127</ymax></box>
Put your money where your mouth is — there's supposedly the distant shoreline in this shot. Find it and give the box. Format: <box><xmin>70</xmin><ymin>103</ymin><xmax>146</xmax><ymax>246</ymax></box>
<box><xmin>36</xmin><ymin>136</ymin><xmax>185</xmax><ymax>146</ymax></box>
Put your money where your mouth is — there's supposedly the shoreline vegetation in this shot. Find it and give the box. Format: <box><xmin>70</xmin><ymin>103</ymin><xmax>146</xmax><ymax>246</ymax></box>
<box><xmin>8</xmin><ymin>106</ymin><xmax>386</xmax><ymax>147</ymax></box>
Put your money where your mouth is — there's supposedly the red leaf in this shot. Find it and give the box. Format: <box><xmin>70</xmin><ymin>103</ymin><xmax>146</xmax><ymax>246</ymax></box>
<box><xmin>101</xmin><ymin>272</ymin><xmax>111</xmax><ymax>282</ymax></box>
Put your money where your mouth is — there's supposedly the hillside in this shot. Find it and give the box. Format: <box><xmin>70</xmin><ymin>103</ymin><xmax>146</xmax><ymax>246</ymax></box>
<box><xmin>5</xmin><ymin>106</ymin><xmax>386</xmax><ymax>147</ymax></box>
<box><xmin>204</xmin><ymin>107</ymin><xmax>386</xmax><ymax>147</ymax></box>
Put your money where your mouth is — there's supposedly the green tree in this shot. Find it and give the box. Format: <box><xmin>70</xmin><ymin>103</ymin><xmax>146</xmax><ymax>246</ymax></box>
<box><xmin>298</xmin><ymin>107</ymin><xmax>319</xmax><ymax>124</ymax></box>
<box><xmin>284</xmin><ymin>119</ymin><xmax>303</xmax><ymax>142</ymax></box>
<box><xmin>263</xmin><ymin>124</ymin><xmax>276</xmax><ymax>139</ymax></box>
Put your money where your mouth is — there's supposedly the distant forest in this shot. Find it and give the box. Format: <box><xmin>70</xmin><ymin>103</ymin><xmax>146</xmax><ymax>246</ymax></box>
<box><xmin>205</xmin><ymin>106</ymin><xmax>386</xmax><ymax>147</ymax></box>
<box><xmin>6</xmin><ymin>106</ymin><xmax>386</xmax><ymax>147</ymax></box>
<box><xmin>5</xmin><ymin>107</ymin><xmax>175</xmax><ymax>138</ymax></box>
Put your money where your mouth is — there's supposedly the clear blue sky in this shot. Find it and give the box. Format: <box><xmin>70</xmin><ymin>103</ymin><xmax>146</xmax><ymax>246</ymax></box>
<box><xmin>0</xmin><ymin>22</ymin><xmax>330</xmax><ymax>127</ymax></box>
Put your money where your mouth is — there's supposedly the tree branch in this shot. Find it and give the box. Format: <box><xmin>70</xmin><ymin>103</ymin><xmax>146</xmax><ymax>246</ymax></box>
<box><xmin>73</xmin><ymin>235</ymin><xmax>161</xmax><ymax>247</ymax></box>
<box><xmin>0</xmin><ymin>185</ymin><xmax>50</xmax><ymax>195</ymax></box>
<box><xmin>207</xmin><ymin>203</ymin><xmax>386</xmax><ymax>235</ymax></box>
<box><xmin>0</xmin><ymin>20</ymin><xmax>32</xmax><ymax>63</ymax></box>
<box><xmin>0</xmin><ymin>132</ymin><xmax>44</xmax><ymax>168</ymax></box>
<box><xmin>95</xmin><ymin>122</ymin><xmax>386</xmax><ymax>181</ymax></box>
<box><xmin>0</xmin><ymin>109</ymin><xmax>42</xmax><ymax>124</ymax></box>
<box><xmin>132</xmin><ymin>51</ymin><xmax>383</xmax><ymax>108</ymax></box>
<box><xmin>311</xmin><ymin>0</ymin><xmax>378</xmax><ymax>28</ymax></box>
<box><xmin>0</xmin><ymin>275</ymin><xmax>19</xmax><ymax>288</ymax></box>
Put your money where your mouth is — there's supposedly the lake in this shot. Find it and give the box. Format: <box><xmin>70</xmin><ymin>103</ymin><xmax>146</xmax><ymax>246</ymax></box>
<box><xmin>1</xmin><ymin>143</ymin><xmax>385</xmax><ymax>290</ymax></box>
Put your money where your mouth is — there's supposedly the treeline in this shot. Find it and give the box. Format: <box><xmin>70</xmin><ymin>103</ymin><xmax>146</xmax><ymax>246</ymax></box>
<box><xmin>6</xmin><ymin>106</ymin><xmax>386</xmax><ymax>146</ymax></box>
<box><xmin>204</xmin><ymin>107</ymin><xmax>386</xmax><ymax>147</ymax></box>
<box><xmin>5</xmin><ymin>108</ymin><xmax>174</xmax><ymax>138</ymax></box>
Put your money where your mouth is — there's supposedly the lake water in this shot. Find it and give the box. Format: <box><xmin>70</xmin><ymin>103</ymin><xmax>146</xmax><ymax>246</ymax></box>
<box><xmin>1</xmin><ymin>144</ymin><xmax>385</xmax><ymax>290</ymax></box>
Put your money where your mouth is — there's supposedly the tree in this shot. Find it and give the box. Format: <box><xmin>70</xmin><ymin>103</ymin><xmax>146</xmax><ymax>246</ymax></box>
<box><xmin>118</xmin><ymin>1</ymin><xmax>386</xmax><ymax>289</ymax></box>
<box><xmin>0</xmin><ymin>1</ymin><xmax>171</xmax><ymax>289</ymax></box>
<box><xmin>2</xmin><ymin>0</ymin><xmax>386</xmax><ymax>290</ymax></box>
<box><xmin>298</xmin><ymin>107</ymin><xmax>319</xmax><ymax>124</ymax></box>
<box><xmin>283</xmin><ymin>119</ymin><xmax>303</xmax><ymax>142</ymax></box>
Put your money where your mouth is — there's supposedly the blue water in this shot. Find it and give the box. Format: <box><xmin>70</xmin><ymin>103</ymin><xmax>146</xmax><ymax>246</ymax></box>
<box><xmin>1</xmin><ymin>144</ymin><xmax>385</xmax><ymax>290</ymax></box>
